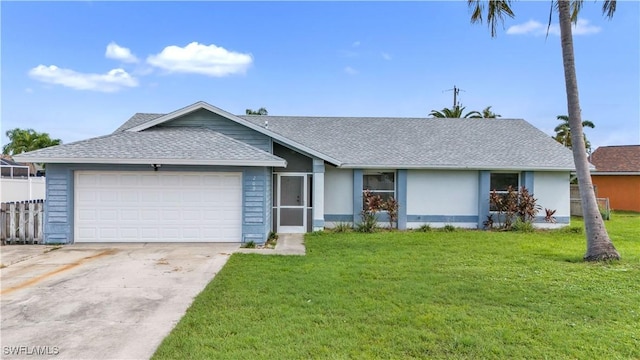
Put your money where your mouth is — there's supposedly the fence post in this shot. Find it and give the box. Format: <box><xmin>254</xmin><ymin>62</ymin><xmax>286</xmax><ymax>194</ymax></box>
<box><xmin>35</xmin><ymin>202</ymin><xmax>43</xmax><ymax>243</ymax></box>
<box><xmin>9</xmin><ymin>203</ymin><xmax>16</xmax><ymax>244</ymax></box>
<box><xmin>18</xmin><ymin>203</ymin><xmax>26</xmax><ymax>243</ymax></box>
<box><xmin>28</xmin><ymin>202</ymin><xmax>35</xmax><ymax>243</ymax></box>
<box><xmin>0</xmin><ymin>203</ymin><xmax>5</xmax><ymax>244</ymax></box>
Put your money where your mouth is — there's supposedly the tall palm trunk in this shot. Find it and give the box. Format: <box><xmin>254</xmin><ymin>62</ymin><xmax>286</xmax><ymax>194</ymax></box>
<box><xmin>557</xmin><ymin>1</ymin><xmax>619</xmax><ymax>261</ymax></box>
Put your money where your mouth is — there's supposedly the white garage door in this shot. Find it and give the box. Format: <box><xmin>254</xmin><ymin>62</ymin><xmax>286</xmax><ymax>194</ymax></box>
<box><xmin>74</xmin><ymin>171</ymin><xmax>242</xmax><ymax>242</ymax></box>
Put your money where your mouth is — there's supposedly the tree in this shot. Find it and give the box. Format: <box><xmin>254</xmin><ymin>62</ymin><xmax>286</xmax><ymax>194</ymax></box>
<box><xmin>429</xmin><ymin>105</ymin><xmax>482</xmax><ymax>118</ymax></box>
<box><xmin>3</xmin><ymin>128</ymin><xmax>61</xmax><ymax>155</ymax></box>
<box><xmin>481</xmin><ymin>106</ymin><xmax>501</xmax><ymax>118</ymax></box>
<box><xmin>246</xmin><ymin>107</ymin><xmax>268</xmax><ymax>115</ymax></box>
<box><xmin>469</xmin><ymin>0</ymin><xmax>620</xmax><ymax>261</ymax></box>
<box><xmin>554</xmin><ymin>115</ymin><xmax>595</xmax><ymax>153</ymax></box>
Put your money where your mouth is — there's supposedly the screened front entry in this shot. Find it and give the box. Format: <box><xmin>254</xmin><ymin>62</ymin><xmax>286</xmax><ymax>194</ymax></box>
<box><xmin>276</xmin><ymin>174</ymin><xmax>310</xmax><ymax>233</ymax></box>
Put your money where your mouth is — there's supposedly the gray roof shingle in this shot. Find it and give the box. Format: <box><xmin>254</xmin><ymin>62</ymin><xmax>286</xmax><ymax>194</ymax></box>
<box><xmin>239</xmin><ymin>116</ymin><xmax>576</xmax><ymax>170</ymax></box>
<box><xmin>14</xmin><ymin>127</ymin><xmax>285</xmax><ymax>167</ymax></box>
<box><xmin>113</xmin><ymin>113</ymin><xmax>165</xmax><ymax>133</ymax></box>
<box><xmin>15</xmin><ymin>102</ymin><xmax>577</xmax><ymax>171</ymax></box>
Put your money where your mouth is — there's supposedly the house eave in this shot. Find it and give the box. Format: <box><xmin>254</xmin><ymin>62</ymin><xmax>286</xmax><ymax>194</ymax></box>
<box><xmin>338</xmin><ymin>164</ymin><xmax>575</xmax><ymax>171</ymax></box>
<box><xmin>11</xmin><ymin>156</ymin><xmax>287</xmax><ymax>168</ymax></box>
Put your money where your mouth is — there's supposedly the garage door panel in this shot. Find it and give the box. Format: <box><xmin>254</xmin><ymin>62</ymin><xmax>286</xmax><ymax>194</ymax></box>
<box><xmin>140</xmin><ymin>209</ymin><xmax>159</xmax><ymax>220</ymax></box>
<box><xmin>161</xmin><ymin>175</ymin><xmax>181</xmax><ymax>186</ymax></box>
<box><xmin>99</xmin><ymin>174</ymin><xmax>119</xmax><ymax>187</ymax></box>
<box><xmin>140</xmin><ymin>191</ymin><xmax>161</xmax><ymax>203</ymax></box>
<box><xmin>121</xmin><ymin>191</ymin><xmax>139</xmax><ymax>202</ymax></box>
<box><xmin>99</xmin><ymin>228</ymin><xmax>118</xmax><ymax>240</ymax></box>
<box><xmin>100</xmin><ymin>191</ymin><xmax>118</xmax><ymax>202</ymax></box>
<box><xmin>75</xmin><ymin>171</ymin><xmax>242</xmax><ymax>243</ymax></box>
<box><xmin>141</xmin><ymin>175</ymin><xmax>159</xmax><ymax>187</ymax></box>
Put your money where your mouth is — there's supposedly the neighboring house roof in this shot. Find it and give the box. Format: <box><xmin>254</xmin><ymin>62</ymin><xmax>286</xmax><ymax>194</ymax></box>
<box><xmin>14</xmin><ymin>127</ymin><xmax>286</xmax><ymax>167</ymax></box>
<box><xmin>14</xmin><ymin>101</ymin><xmax>576</xmax><ymax>171</ymax></box>
<box><xmin>590</xmin><ymin>145</ymin><xmax>640</xmax><ymax>173</ymax></box>
<box><xmin>239</xmin><ymin>115</ymin><xmax>575</xmax><ymax>170</ymax></box>
<box><xmin>1</xmin><ymin>156</ymin><xmax>22</xmax><ymax>166</ymax></box>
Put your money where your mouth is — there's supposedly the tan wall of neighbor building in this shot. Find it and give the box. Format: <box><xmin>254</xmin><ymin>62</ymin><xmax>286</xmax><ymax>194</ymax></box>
<box><xmin>591</xmin><ymin>175</ymin><xmax>640</xmax><ymax>212</ymax></box>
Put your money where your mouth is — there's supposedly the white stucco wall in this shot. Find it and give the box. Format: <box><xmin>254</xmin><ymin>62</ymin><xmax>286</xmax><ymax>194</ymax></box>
<box><xmin>324</xmin><ymin>167</ymin><xmax>353</xmax><ymax>216</ymax></box>
<box><xmin>407</xmin><ymin>170</ymin><xmax>479</xmax><ymax>216</ymax></box>
<box><xmin>0</xmin><ymin>177</ymin><xmax>46</xmax><ymax>202</ymax></box>
<box><xmin>533</xmin><ymin>171</ymin><xmax>571</xmax><ymax>218</ymax></box>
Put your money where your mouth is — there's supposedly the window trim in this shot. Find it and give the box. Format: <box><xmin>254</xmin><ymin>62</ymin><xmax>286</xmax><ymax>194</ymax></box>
<box><xmin>362</xmin><ymin>171</ymin><xmax>396</xmax><ymax>210</ymax></box>
<box><xmin>489</xmin><ymin>172</ymin><xmax>521</xmax><ymax>212</ymax></box>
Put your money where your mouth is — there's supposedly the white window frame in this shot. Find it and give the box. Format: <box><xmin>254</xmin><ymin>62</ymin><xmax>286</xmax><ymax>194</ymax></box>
<box><xmin>489</xmin><ymin>172</ymin><xmax>520</xmax><ymax>212</ymax></box>
<box><xmin>363</xmin><ymin>171</ymin><xmax>396</xmax><ymax>210</ymax></box>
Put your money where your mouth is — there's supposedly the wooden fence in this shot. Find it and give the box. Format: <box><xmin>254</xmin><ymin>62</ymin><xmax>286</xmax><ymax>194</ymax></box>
<box><xmin>569</xmin><ymin>185</ymin><xmax>610</xmax><ymax>217</ymax></box>
<box><xmin>0</xmin><ymin>200</ymin><xmax>44</xmax><ymax>244</ymax></box>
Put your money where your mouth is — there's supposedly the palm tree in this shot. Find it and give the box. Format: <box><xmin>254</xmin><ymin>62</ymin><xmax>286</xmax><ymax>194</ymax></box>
<box><xmin>246</xmin><ymin>107</ymin><xmax>268</xmax><ymax>115</ymax></box>
<box><xmin>554</xmin><ymin>115</ymin><xmax>595</xmax><ymax>152</ymax></box>
<box><xmin>3</xmin><ymin>128</ymin><xmax>61</xmax><ymax>155</ymax></box>
<box><xmin>469</xmin><ymin>0</ymin><xmax>620</xmax><ymax>261</ymax></box>
<box><xmin>481</xmin><ymin>106</ymin><xmax>501</xmax><ymax>118</ymax></box>
<box><xmin>429</xmin><ymin>105</ymin><xmax>482</xmax><ymax>118</ymax></box>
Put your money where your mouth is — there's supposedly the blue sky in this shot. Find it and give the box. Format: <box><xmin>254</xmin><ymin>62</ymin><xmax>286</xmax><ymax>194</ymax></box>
<box><xmin>2</xmin><ymin>1</ymin><xmax>639</xmax><ymax>151</ymax></box>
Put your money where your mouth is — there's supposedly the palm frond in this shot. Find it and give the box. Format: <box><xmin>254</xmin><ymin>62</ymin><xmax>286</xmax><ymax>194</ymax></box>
<box><xmin>468</xmin><ymin>0</ymin><xmax>514</xmax><ymax>37</ymax></box>
<box><xmin>602</xmin><ymin>0</ymin><xmax>616</xmax><ymax>18</ymax></box>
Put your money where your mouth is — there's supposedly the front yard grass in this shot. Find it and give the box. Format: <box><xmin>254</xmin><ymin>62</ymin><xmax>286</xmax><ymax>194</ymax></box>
<box><xmin>153</xmin><ymin>213</ymin><xmax>640</xmax><ymax>359</ymax></box>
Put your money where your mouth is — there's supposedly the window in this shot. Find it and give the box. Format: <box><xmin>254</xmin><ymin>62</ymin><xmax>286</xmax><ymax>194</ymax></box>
<box><xmin>363</xmin><ymin>172</ymin><xmax>395</xmax><ymax>209</ymax></box>
<box><xmin>489</xmin><ymin>173</ymin><xmax>519</xmax><ymax>211</ymax></box>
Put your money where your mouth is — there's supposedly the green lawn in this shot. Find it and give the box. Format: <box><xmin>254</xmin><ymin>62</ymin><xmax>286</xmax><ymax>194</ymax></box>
<box><xmin>153</xmin><ymin>213</ymin><xmax>640</xmax><ymax>359</ymax></box>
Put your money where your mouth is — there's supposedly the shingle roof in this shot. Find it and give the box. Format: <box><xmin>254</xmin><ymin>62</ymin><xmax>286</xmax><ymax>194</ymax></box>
<box><xmin>114</xmin><ymin>113</ymin><xmax>165</xmax><ymax>133</ymax></box>
<box><xmin>14</xmin><ymin>102</ymin><xmax>578</xmax><ymax>171</ymax></box>
<box><xmin>14</xmin><ymin>127</ymin><xmax>285</xmax><ymax>167</ymax></box>
<box><xmin>590</xmin><ymin>145</ymin><xmax>640</xmax><ymax>172</ymax></box>
<box><xmin>239</xmin><ymin>116</ymin><xmax>576</xmax><ymax>170</ymax></box>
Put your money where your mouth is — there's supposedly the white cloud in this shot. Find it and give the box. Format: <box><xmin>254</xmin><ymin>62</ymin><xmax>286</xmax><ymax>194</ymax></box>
<box><xmin>381</xmin><ymin>52</ymin><xmax>392</xmax><ymax>60</ymax></box>
<box><xmin>572</xmin><ymin>19</ymin><xmax>602</xmax><ymax>35</ymax></box>
<box><xmin>146</xmin><ymin>42</ymin><xmax>253</xmax><ymax>77</ymax></box>
<box><xmin>507</xmin><ymin>19</ymin><xmax>601</xmax><ymax>36</ymax></box>
<box><xmin>352</xmin><ymin>41</ymin><xmax>361</xmax><ymax>47</ymax></box>
<box><xmin>28</xmin><ymin>65</ymin><xmax>139</xmax><ymax>92</ymax></box>
<box><xmin>105</xmin><ymin>42</ymin><xmax>139</xmax><ymax>63</ymax></box>
<box><xmin>344</xmin><ymin>66</ymin><xmax>358</xmax><ymax>75</ymax></box>
<box><xmin>506</xmin><ymin>20</ymin><xmax>545</xmax><ymax>35</ymax></box>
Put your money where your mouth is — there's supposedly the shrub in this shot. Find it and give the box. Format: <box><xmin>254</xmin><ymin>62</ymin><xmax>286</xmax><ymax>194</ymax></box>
<box><xmin>382</xmin><ymin>197</ymin><xmax>399</xmax><ymax>229</ymax></box>
<box><xmin>333</xmin><ymin>222</ymin><xmax>353</xmax><ymax>233</ymax></box>
<box><xmin>242</xmin><ymin>241</ymin><xmax>256</xmax><ymax>248</ymax></box>
<box><xmin>265</xmin><ymin>232</ymin><xmax>278</xmax><ymax>247</ymax></box>
<box><xmin>415</xmin><ymin>224</ymin><xmax>432</xmax><ymax>232</ymax></box>
<box><xmin>489</xmin><ymin>185</ymin><xmax>540</xmax><ymax>231</ymax></box>
<box><xmin>358</xmin><ymin>190</ymin><xmax>381</xmax><ymax>233</ymax></box>
<box><xmin>512</xmin><ymin>218</ymin><xmax>535</xmax><ymax>233</ymax></box>
<box><xmin>442</xmin><ymin>224</ymin><xmax>456</xmax><ymax>232</ymax></box>
<box><xmin>483</xmin><ymin>215</ymin><xmax>494</xmax><ymax>230</ymax></box>
<box><xmin>544</xmin><ymin>208</ymin><xmax>557</xmax><ymax>223</ymax></box>
<box><xmin>517</xmin><ymin>186</ymin><xmax>540</xmax><ymax>223</ymax></box>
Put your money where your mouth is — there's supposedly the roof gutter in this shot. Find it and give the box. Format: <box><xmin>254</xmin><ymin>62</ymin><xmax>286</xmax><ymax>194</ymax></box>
<box><xmin>11</xmin><ymin>156</ymin><xmax>287</xmax><ymax>168</ymax></box>
<box><xmin>338</xmin><ymin>164</ymin><xmax>575</xmax><ymax>171</ymax></box>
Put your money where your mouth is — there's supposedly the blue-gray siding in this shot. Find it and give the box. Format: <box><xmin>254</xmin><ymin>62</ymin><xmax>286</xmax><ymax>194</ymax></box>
<box><xmin>160</xmin><ymin>108</ymin><xmax>272</xmax><ymax>152</ymax></box>
<box><xmin>242</xmin><ymin>167</ymin><xmax>272</xmax><ymax>242</ymax></box>
<box><xmin>45</xmin><ymin>164</ymin><xmax>74</xmax><ymax>243</ymax></box>
<box><xmin>42</xmin><ymin>164</ymin><xmax>272</xmax><ymax>244</ymax></box>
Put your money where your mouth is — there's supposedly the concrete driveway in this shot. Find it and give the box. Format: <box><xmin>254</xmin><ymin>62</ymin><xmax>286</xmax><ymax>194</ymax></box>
<box><xmin>0</xmin><ymin>243</ymin><xmax>239</xmax><ymax>360</ymax></box>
